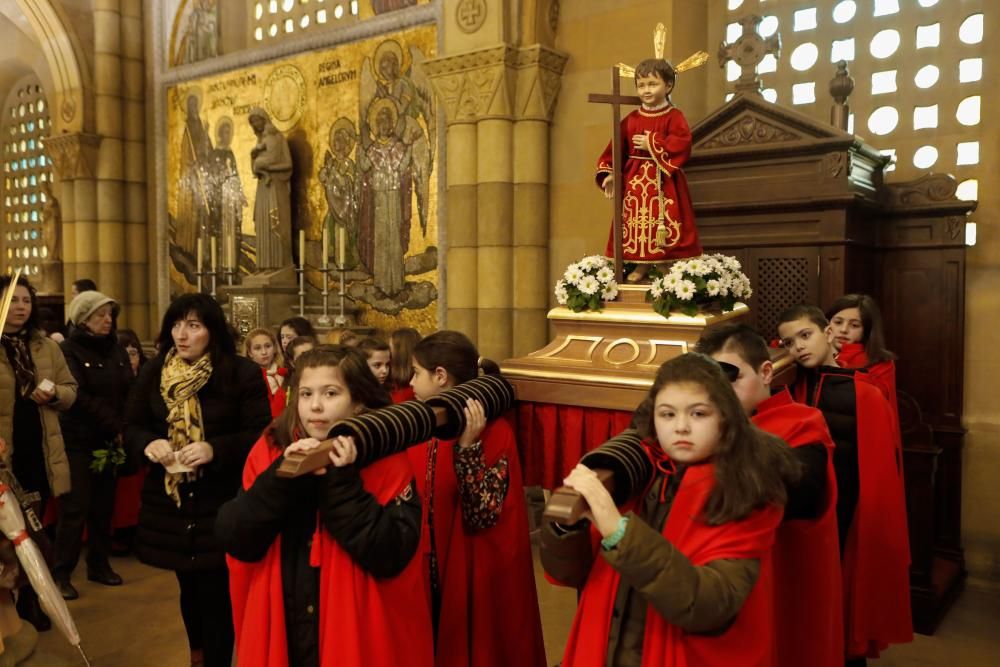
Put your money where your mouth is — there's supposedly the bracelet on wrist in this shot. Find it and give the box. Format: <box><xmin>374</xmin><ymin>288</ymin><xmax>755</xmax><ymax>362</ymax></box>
<box><xmin>601</xmin><ymin>516</ymin><xmax>630</xmax><ymax>551</ymax></box>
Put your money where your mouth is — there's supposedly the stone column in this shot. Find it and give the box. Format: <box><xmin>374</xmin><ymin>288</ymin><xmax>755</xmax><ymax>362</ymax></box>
<box><xmin>445</xmin><ymin>121</ymin><xmax>479</xmax><ymax>339</ymax></box>
<box><xmin>93</xmin><ymin>0</ymin><xmax>127</xmax><ymax>314</ymax></box>
<box><xmin>120</xmin><ymin>0</ymin><xmax>149</xmax><ymax>334</ymax></box>
<box><xmin>476</xmin><ymin>113</ymin><xmax>514</xmax><ymax>360</ymax></box>
<box><xmin>43</xmin><ymin>133</ymin><xmax>102</xmax><ymax>296</ymax></box>
<box><xmin>512</xmin><ymin>46</ymin><xmax>567</xmax><ymax>356</ymax></box>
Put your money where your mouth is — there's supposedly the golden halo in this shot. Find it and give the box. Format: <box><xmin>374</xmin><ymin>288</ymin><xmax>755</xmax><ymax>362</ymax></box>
<box><xmin>329</xmin><ymin>117</ymin><xmax>357</xmax><ymax>155</ymax></box>
<box><xmin>367</xmin><ymin>97</ymin><xmax>399</xmax><ymax>139</ymax></box>
<box><xmin>372</xmin><ymin>39</ymin><xmax>406</xmax><ymax>84</ymax></box>
<box><xmin>180</xmin><ymin>85</ymin><xmax>203</xmax><ymax>115</ymax></box>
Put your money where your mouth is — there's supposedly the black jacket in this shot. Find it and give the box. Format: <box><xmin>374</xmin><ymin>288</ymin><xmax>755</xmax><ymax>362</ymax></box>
<box><xmin>58</xmin><ymin>328</ymin><xmax>133</xmax><ymax>452</ymax></box>
<box><xmin>216</xmin><ymin>453</ymin><xmax>421</xmax><ymax>666</ymax></box>
<box><xmin>125</xmin><ymin>353</ymin><xmax>270</xmax><ymax>571</ymax></box>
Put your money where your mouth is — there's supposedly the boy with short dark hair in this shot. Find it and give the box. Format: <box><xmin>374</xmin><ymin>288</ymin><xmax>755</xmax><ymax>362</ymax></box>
<box><xmin>776</xmin><ymin>306</ymin><xmax>912</xmax><ymax>663</ymax></box>
<box><xmin>697</xmin><ymin>323</ymin><xmax>843</xmax><ymax>667</ymax></box>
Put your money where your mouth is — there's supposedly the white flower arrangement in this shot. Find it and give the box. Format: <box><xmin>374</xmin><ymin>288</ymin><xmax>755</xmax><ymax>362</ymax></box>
<box><xmin>555</xmin><ymin>255</ymin><xmax>620</xmax><ymax>312</ymax></box>
<box><xmin>647</xmin><ymin>254</ymin><xmax>752</xmax><ymax>317</ymax></box>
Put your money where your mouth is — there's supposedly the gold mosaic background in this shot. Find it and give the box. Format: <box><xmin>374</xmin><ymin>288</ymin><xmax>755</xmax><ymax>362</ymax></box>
<box><xmin>166</xmin><ymin>23</ymin><xmax>439</xmax><ymax>333</ymax></box>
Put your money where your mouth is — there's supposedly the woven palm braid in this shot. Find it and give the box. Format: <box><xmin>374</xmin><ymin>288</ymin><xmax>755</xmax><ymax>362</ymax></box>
<box><xmin>424</xmin><ymin>374</ymin><xmax>517</xmax><ymax>440</ymax></box>
<box><xmin>579</xmin><ymin>429</ymin><xmax>653</xmax><ymax>504</ymax></box>
<box><xmin>327</xmin><ymin>399</ymin><xmax>437</xmax><ymax>466</ymax></box>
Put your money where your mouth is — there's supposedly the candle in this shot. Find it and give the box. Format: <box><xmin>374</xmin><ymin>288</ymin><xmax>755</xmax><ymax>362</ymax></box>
<box><xmin>322</xmin><ymin>226</ymin><xmax>329</xmax><ymax>270</ymax></box>
<box><xmin>299</xmin><ymin>229</ymin><xmax>306</xmax><ymax>269</ymax></box>
<box><xmin>196</xmin><ymin>238</ymin><xmax>203</xmax><ymax>272</ymax></box>
<box><xmin>338</xmin><ymin>226</ymin><xmax>345</xmax><ymax>267</ymax></box>
<box><xmin>210</xmin><ymin>237</ymin><xmax>217</xmax><ymax>272</ymax></box>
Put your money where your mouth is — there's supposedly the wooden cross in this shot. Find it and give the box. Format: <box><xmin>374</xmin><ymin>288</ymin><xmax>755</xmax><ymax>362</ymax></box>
<box><xmin>717</xmin><ymin>14</ymin><xmax>781</xmax><ymax>96</ymax></box>
<box><xmin>588</xmin><ymin>67</ymin><xmax>641</xmax><ymax>283</ymax></box>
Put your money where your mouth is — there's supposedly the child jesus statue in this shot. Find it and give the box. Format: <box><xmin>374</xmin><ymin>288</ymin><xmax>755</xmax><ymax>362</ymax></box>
<box><xmin>596</xmin><ymin>58</ymin><xmax>703</xmax><ymax>283</ymax></box>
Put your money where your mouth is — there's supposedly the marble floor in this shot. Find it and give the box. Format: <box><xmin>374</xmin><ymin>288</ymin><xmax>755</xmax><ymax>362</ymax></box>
<box><xmin>31</xmin><ymin>550</ymin><xmax>1000</xmax><ymax>666</ymax></box>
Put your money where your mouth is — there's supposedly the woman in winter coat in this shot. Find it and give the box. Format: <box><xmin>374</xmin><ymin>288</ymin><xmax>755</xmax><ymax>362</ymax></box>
<box><xmin>0</xmin><ymin>274</ymin><xmax>77</xmax><ymax>632</ymax></box>
<box><xmin>125</xmin><ymin>293</ymin><xmax>270</xmax><ymax>667</ymax></box>
<box><xmin>52</xmin><ymin>290</ymin><xmax>133</xmax><ymax>600</ymax></box>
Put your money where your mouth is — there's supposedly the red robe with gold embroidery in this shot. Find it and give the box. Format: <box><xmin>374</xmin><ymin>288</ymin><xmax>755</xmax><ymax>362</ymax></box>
<box><xmin>596</xmin><ymin>105</ymin><xmax>702</xmax><ymax>262</ymax></box>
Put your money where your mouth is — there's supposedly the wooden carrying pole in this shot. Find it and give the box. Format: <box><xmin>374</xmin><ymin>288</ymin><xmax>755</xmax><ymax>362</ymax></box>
<box><xmin>277</xmin><ymin>405</ymin><xmax>449</xmax><ymax>478</ymax></box>
<box><xmin>542</xmin><ymin>469</ymin><xmax>615</xmax><ymax>525</ymax></box>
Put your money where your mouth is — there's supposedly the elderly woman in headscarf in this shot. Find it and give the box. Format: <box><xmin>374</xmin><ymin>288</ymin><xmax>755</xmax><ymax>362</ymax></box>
<box><xmin>51</xmin><ymin>290</ymin><xmax>133</xmax><ymax>600</ymax></box>
<box><xmin>0</xmin><ymin>274</ymin><xmax>76</xmax><ymax>633</ymax></box>
<box><xmin>125</xmin><ymin>293</ymin><xmax>269</xmax><ymax>667</ymax></box>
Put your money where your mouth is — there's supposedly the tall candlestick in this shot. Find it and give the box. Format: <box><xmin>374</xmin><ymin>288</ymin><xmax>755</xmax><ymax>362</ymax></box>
<box><xmin>299</xmin><ymin>229</ymin><xmax>306</xmax><ymax>269</ymax></box>
<box><xmin>322</xmin><ymin>226</ymin><xmax>329</xmax><ymax>270</ymax></box>
<box><xmin>338</xmin><ymin>226</ymin><xmax>345</xmax><ymax>267</ymax></box>
<box><xmin>210</xmin><ymin>237</ymin><xmax>217</xmax><ymax>273</ymax></box>
<box><xmin>196</xmin><ymin>237</ymin><xmax>203</xmax><ymax>292</ymax></box>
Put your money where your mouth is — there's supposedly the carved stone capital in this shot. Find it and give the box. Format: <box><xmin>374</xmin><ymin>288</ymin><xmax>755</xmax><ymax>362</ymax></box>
<box><xmin>512</xmin><ymin>45</ymin><xmax>569</xmax><ymax>122</ymax></box>
<box><xmin>421</xmin><ymin>45</ymin><xmax>516</xmax><ymax>123</ymax></box>
<box><xmin>43</xmin><ymin>132</ymin><xmax>102</xmax><ymax>180</ymax></box>
<box><xmin>421</xmin><ymin>44</ymin><xmax>568</xmax><ymax>124</ymax></box>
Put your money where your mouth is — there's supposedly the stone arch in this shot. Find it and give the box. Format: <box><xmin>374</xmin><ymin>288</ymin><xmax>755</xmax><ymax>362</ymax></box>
<box><xmin>13</xmin><ymin>0</ymin><xmax>92</xmax><ymax>133</ymax></box>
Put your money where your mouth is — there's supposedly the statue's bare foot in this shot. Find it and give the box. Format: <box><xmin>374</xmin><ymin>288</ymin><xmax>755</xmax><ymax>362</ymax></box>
<box><xmin>626</xmin><ymin>264</ymin><xmax>650</xmax><ymax>283</ymax></box>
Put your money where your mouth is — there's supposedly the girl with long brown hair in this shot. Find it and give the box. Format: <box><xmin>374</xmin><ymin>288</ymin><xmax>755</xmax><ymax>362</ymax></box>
<box><xmin>825</xmin><ymin>294</ymin><xmax>898</xmax><ymax>407</ymax></box>
<box><xmin>544</xmin><ymin>353</ymin><xmax>800</xmax><ymax>667</ymax></box>
<box><xmin>407</xmin><ymin>330</ymin><xmax>545</xmax><ymax>667</ymax></box>
<box><xmin>387</xmin><ymin>327</ymin><xmax>421</xmax><ymax>402</ymax></box>
<box><xmin>217</xmin><ymin>345</ymin><xmax>432</xmax><ymax>667</ymax></box>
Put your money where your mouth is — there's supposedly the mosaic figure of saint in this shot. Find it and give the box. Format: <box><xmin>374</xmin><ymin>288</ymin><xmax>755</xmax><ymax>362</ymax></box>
<box><xmin>318</xmin><ymin>118</ymin><xmax>360</xmax><ymax>271</ymax></box>
<box><xmin>207</xmin><ymin>117</ymin><xmax>246</xmax><ymax>274</ymax></box>
<box><xmin>358</xmin><ymin>100</ymin><xmax>412</xmax><ymax>296</ymax></box>
<box><xmin>176</xmin><ymin>92</ymin><xmax>212</xmax><ymax>258</ymax></box>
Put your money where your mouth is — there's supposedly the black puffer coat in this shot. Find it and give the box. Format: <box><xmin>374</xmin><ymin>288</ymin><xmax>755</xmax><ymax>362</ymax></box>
<box><xmin>58</xmin><ymin>328</ymin><xmax>133</xmax><ymax>453</ymax></box>
<box><xmin>125</xmin><ymin>353</ymin><xmax>270</xmax><ymax>571</ymax></box>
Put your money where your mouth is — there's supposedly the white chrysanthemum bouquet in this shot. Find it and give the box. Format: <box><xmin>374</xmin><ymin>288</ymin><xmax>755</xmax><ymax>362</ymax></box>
<box><xmin>647</xmin><ymin>254</ymin><xmax>752</xmax><ymax>317</ymax></box>
<box><xmin>554</xmin><ymin>255</ymin><xmax>620</xmax><ymax>312</ymax></box>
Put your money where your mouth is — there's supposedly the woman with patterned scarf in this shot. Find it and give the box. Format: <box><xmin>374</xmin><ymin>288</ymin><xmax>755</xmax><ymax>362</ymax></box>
<box><xmin>125</xmin><ymin>294</ymin><xmax>270</xmax><ymax>667</ymax></box>
<box><xmin>0</xmin><ymin>275</ymin><xmax>77</xmax><ymax>634</ymax></box>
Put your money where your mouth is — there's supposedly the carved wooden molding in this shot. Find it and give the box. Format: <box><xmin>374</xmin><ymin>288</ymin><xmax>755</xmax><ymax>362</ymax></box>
<box><xmin>886</xmin><ymin>173</ymin><xmax>959</xmax><ymax>207</ymax></box>
<box><xmin>43</xmin><ymin>132</ymin><xmax>102</xmax><ymax>180</ymax></box>
<box><xmin>422</xmin><ymin>44</ymin><xmax>567</xmax><ymax>123</ymax></box>
<box><xmin>946</xmin><ymin>216</ymin><xmax>964</xmax><ymax>240</ymax></box>
<box><xmin>823</xmin><ymin>151</ymin><xmax>849</xmax><ymax>179</ymax></box>
<box><xmin>699</xmin><ymin>114</ymin><xmax>799</xmax><ymax>149</ymax></box>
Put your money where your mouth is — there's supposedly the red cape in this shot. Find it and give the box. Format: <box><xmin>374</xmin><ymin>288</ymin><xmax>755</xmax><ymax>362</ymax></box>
<box><xmin>792</xmin><ymin>371</ymin><xmax>913</xmax><ymax>657</ymax></box>
<box><xmin>753</xmin><ymin>389</ymin><xmax>844</xmax><ymax>667</ymax></box>
<box><xmin>561</xmin><ymin>462</ymin><xmax>783</xmax><ymax>667</ymax></box>
<box><xmin>836</xmin><ymin>344</ymin><xmax>902</xmax><ymax>470</ymax></box>
<box><xmin>407</xmin><ymin>417</ymin><xmax>546</xmax><ymax>667</ymax></box>
<box><xmin>390</xmin><ymin>385</ymin><xmax>415</xmax><ymax>404</ymax></box>
<box><xmin>228</xmin><ymin>435</ymin><xmax>434</xmax><ymax>667</ymax></box>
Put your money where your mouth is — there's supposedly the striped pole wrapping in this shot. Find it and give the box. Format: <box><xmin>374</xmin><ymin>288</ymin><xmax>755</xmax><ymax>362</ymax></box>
<box><xmin>326</xmin><ymin>399</ymin><xmax>437</xmax><ymax>466</ymax></box>
<box><xmin>425</xmin><ymin>374</ymin><xmax>517</xmax><ymax>440</ymax></box>
<box><xmin>579</xmin><ymin>429</ymin><xmax>653</xmax><ymax>504</ymax></box>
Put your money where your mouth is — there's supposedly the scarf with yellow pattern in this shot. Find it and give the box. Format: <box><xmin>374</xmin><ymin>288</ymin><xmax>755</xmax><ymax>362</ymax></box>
<box><xmin>159</xmin><ymin>348</ymin><xmax>212</xmax><ymax>506</ymax></box>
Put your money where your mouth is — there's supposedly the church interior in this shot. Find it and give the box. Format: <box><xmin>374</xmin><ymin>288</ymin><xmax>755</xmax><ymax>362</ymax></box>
<box><xmin>0</xmin><ymin>0</ymin><xmax>997</xmax><ymax>664</ymax></box>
